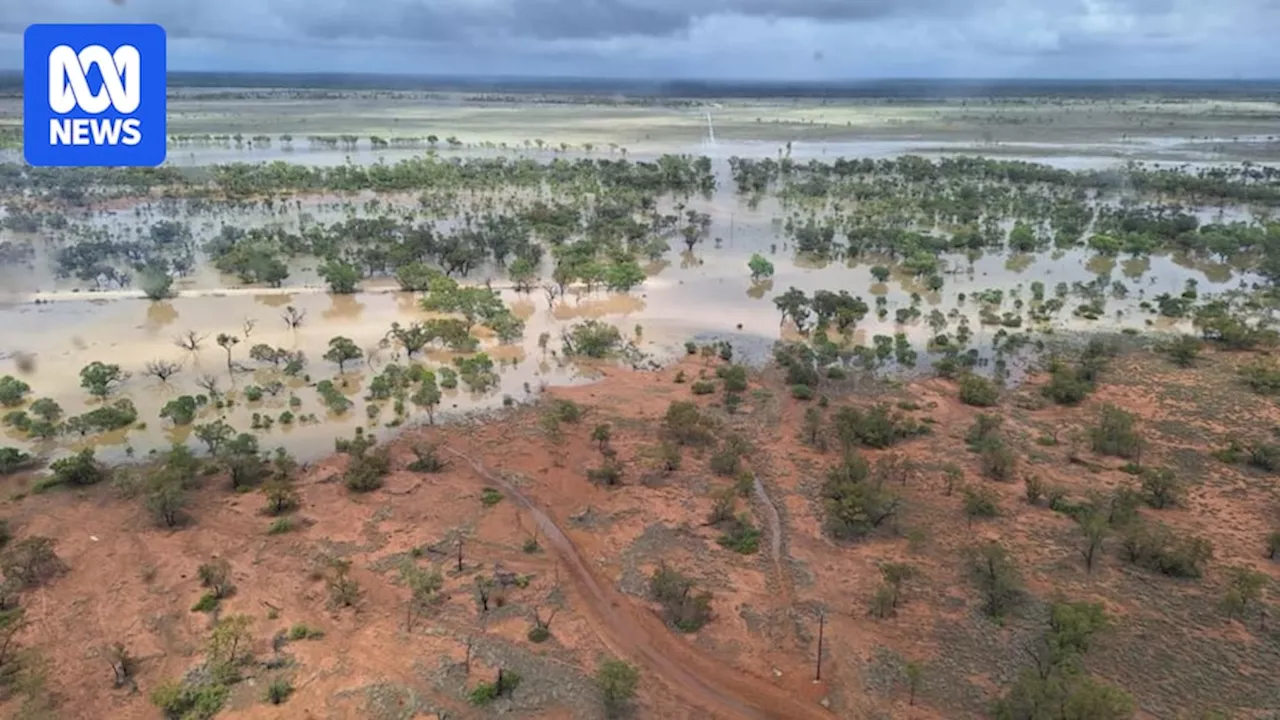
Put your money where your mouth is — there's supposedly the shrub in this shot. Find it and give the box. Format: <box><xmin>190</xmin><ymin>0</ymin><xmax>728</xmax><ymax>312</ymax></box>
<box><xmin>1121</xmin><ymin>520</ymin><xmax>1212</xmax><ymax>578</ymax></box>
<box><xmin>344</xmin><ymin>447</ymin><xmax>390</xmax><ymax>492</ymax></box>
<box><xmin>790</xmin><ymin>384</ymin><xmax>815</xmax><ymax>400</ymax></box>
<box><xmin>1140</xmin><ymin>467</ymin><xmax>1183</xmax><ymax>509</ymax></box>
<box><xmin>691</xmin><ymin>380</ymin><xmax>715</xmax><ymax>395</ymax></box>
<box><xmin>969</xmin><ymin>542</ymin><xmax>1021</xmax><ymax>618</ymax></box>
<box><xmin>664</xmin><ymin>401</ymin><xmax>712</xmax><ymax>445</ymax></box>
<box><xmin>408</xmin><ymin>443</ymin><xmax>448</xmax><ymax>473</ymax></box>
<box><xmin>958</xmin><ymin>374</ymin><xmax>1000</xmax><ymax>407</ymax></box>
<box><xmin>287</xmin><ymin>623</ymin><xmax>323</xmax><ymax>641</ymax></box>
<box><xmin>597</xmin><ymin>660</ymin><xmax>640</xmax><ymax>718</ymax></box>
<box><xmin>469</xmin><ymin>670</ymin><xmax>522</xmax><ymax>705</ymax></box>
<box><xmin>263</xmin><ymin>678</ymin><xmax>293</xmax><ymax>705</ymax></box>
<box><xmin>587</xmin><ymin>460</ymin><xmax>623</xmax><ymax>486</ymax></box>
<box><xmin>716</xmin><ymin>365</ymin><xmax>749</xmax><ymax>392</ymax></box>
<box><xmin>151</xmin><ymin>679</ymin><xmax>230</xmax><ymax>720</ymax></box>
<box><xmin>268</xmin><ymin>517</ymin><xmax>295</xmax><ymax>535</ymax></box>
<box><xmin>1161</xmin><ymin>335</ymin><xmax>1202</xmax><ymax>367</ymax></box>
<box><xmin>831</xmin><ymin>403</ymin><xmax>923</xmax><ymax>451</ymax></box>
<box><xmin>563</xmin><ymin>320</ymin><xmax>623</xmax><ymax>357</ymax></box>
<box><xmin>48</xmin><ymin>448</ymin><xmax>107</xmax><ymax>488</ymax></box>
<box><xmin>716</xmin><ymin>514</ymin><xmax>761</xmax><ymax>554</ymax></box>
<box><xmin>1</xmin><ymin>536</ymin><xmax>65</xmax><ymax>588</ymax></box>
<box><xmin>963</xmin><ymin>486</ymin><xmax>1001</xmax><ymax>521</ymax></box>
<box><xmin>649</xmin><ymin>564</ymin><xmax>713</xmax><ymax>632</ymax></box>
<box><xmin>1241</xmin><ymin>359</ymin><xmax>1280</xmax><ymax>395</ymax></box>
<box><xmin>481</xmin><ymin>488</ymin><xmax>503</xmax><ymax>506</ymax></box>
<box><xmin>0</xmin><ymin>447</ymin><xmax>36</xmax><ymax>476</ymax></box>
<box><xmin>1090</xmin><ymin>405</ymin><xmax>1143</xmax><ymax>459</ymax></box>
<box><xmin>978</xmin><ymin>437</ymin><xmax>1017</xmax><ymax>481</ymax></box>
<box><xmin>821</xmin><ymin>453</ymin><xmax>900</xmax><ymax>540</ymax></box>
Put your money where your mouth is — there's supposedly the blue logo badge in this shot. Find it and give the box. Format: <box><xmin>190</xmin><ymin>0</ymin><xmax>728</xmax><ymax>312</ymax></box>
<box><xmin>24</xmin><ymin>24</ymin><xmax>167</xmax><ymax>167</ymax></box>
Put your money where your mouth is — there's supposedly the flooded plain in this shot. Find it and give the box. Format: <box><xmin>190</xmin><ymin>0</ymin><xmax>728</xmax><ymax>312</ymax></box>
<box><xmin>0</xmin><ymin>98</ymin><xmax>1274</xmax><ymax>464</ymax></box>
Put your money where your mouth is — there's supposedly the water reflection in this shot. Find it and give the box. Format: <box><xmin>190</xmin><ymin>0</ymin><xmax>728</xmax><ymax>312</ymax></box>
<box><xmin>746</xmin><ymin>279</ymin><xmax>774</xmax><ymax>300</ymax></box>
<box><xmin>323</xmin><ymin>294</ymin><xmax>366</xmax><ymax>321</ymax></box>
<box><xmin>144</xmin><ymin>301</ymin><xmax>179</xmax><ymax>332</ymax></box>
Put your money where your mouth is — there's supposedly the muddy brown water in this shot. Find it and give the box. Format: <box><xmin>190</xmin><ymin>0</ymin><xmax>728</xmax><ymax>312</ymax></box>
<box><xmin>0</xmin><ymin>143</ymin><xmax>1262</xmax><ymax>466</ymax></box>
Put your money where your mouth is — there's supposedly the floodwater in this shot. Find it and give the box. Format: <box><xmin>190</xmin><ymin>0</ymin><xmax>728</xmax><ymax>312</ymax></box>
<box><xmin>0</xmin><ymin>140</ymin><xmax>1265</xmax><ymax>465</ymax></box>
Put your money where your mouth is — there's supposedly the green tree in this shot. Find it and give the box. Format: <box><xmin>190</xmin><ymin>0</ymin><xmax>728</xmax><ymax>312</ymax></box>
<box><xmin>319</xmin><ymin>260</ymin><xmax>361</xmax><ymax>294</ymax></box>
<box><xmin>323</xmin><ymin>336</ymin><xmax>364</xmax><ymax>373</ymax></box>
<box><xmin>79</xmin><ymin>361</ymin><xmax>128</xmax><ymax>398</ymax></box>
<box><xmin>604</xmin><ymin>259</ymin><xmax>646</xmax><ymax>292</ymax></box>
<box><xmin>411</xmin><ymin>372</ymin><xmax>442</xmax><ymax>424</ymax></box>
<box><xmin>0</xmin><ymin>376</ymin><xmax>31</xmax><ymax>407</ymax></box>
<box><xmin>748</xmin><ymin>253</ymin><xmax>775</xmax><ymax>280</ymax></box>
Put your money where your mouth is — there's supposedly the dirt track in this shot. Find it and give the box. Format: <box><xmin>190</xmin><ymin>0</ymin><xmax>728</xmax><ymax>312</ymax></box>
<box><xmin>445</xmin><ymin>446</ymin><xmax>830</xmax><ymax>720</ymax></box>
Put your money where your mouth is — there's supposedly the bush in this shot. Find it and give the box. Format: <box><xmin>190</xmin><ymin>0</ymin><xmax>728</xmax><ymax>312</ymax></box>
<box><xmin>821</xmin><ymin>453</ymin><xmax>900</xmax><ymax>540</ymax></box>
<box><xmin>0</xmin><ymin>447</ymin><xmax>36</xmax><ymax>476</ymax></box>
<box><xmin>1161</xmin><ymin>335</ymin><xmax>1202</xmax><ymax>367</ymax></box>
<box><xmin>563</xmin><ymin>320</ymin><xmax>623</xmax><ymax>357</ymax></box>
<box><xmin>469</xmin><ymin>670</ymin><xmax>522</xmax><ymax>705</ymax></box>
<box><xmin>716</xmin><ymin>514</ymin><xmax>761</xmax><ymax>554</ymax></box>
<box><xmin>664</xmin><ymin>401</ymin><xmax>712</xmax><ymax>445</ymax></box>
<box><xmin>268</xmin><ymin>517</ymin><xmax>295</xmax><ymax>535</ymax></box>
<box><xmin>587</xmin><ymin>460</ymin><xmax>623</xmax><ymax>486</ymax></box>
<box><xmin>1121</xmin><ymin>520</ymin><xmax>1212</xmax><ymax>578</ymax></box>
<box><xmin>691</xmin><ymin>380</ymin><xmax>715</xmax><ymax>395</ymax></box>
<box><xmin>978</xmin><ymin>437</ymin><xmax>1016</xmax><ymax>481</ymax></box>
<box><xmin>831</xmin><ymin>403</ymin><xmax>923</xmax><ymax>451</ymax></box>
<box><xmin>1241</xmin><ymin>359</ymin><xmax>1280</xmax><ymax>395</ymax></box>
<box><xmin>1090</xmin><ymin>405</ymin><xmax>1143</xmax><ymax>459</ymax></box>
<box><xmin>958</xmin><ymin>374</ymin><xmax>1000</xmax><ymax>407</ymax></box>
<box><xmin>264</xmin><ymin>678</ymin><xmax>293</xmax><ymax>705</ymax></box>
<box><xmin>287</xmin><ymin>623</ymin><xmax>324</xmax><ymax>641</ymax></box>
<box><xmin>151</xmin><ymin>679</ymin><xmax>230</xmax><ymax>720</ymax></box>
<box><xmin>48</xmin><ymin>448</ymin><xmax>107</xmax><ymax>488</ymax></box>
<box><xmin>716</xmin><ymin>365</ymin><xmax>749</xmax><ymax>392</ymax></box>
<box><xmin>1140</xmin><ymin>467</ymin><xmax>1183</xmax><ymax>509</ymax></box>
<box><xmin>1</xmin><ymin>536</ymin><xmax>65</xmax><ymax>588</ymax></box>
<box><xmin>649</xmin><ymin>564</ymin><xmax>713</xmax><ymax>632</ymax></box>
<box><xmin>963</xmin><ymin>486</ymin><xmax>1001</xmax><ymax>521</ymax></box>
<box><xmin>481</xmin><ymin>488</ymin><xmax>503</xmax><ymax>506</ymax></box>
<box><xmin>597</xmin><ymin>659</ymin><xmax>640</xmax><ymax>718</ymax></box>
<box><xmin>343</xmin><ymin>446</ymin><xmax>390</xmax><ymax>492</ymax></box>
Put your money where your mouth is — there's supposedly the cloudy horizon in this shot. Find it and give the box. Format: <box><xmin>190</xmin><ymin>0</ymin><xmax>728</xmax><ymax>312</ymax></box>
<box><xmin>0</xmin><ymin>0</ymin><xmax>1276</xmax><ymax>80</ymax></box>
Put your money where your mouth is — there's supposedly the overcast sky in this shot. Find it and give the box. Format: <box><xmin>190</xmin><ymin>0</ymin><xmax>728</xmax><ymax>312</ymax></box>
<box><xmin>0</xmin><ymin>0</ymin><xmax>1277</xmax><ymax>79</ymax></box>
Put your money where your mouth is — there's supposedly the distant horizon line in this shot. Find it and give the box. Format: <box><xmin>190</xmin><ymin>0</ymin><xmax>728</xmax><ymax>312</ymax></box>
<box><xmin>0</xmin><ymin>71</ymin><xmax>1276</xmax><ymax>98</ymax></box>
<box><xmin>0</xmin><ymin>70</ymin><xmax>1276</xmax><ymax>84</ymax></box>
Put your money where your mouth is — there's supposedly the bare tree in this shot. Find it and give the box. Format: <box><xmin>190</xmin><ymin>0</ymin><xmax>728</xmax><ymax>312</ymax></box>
<box><xmin>541</xmin><ymin>283</ymin><xmax>560</xmax><ymax>309</ymax></box>
<box><xmin>174</xmin><ymin>330</ymin><xmax>207</xmax><ymax>353</ymax></box>
<box><xmin>529</xmin><ymin>605</ymin><xmax>557</xmax><ymax>642</ymax></box>
<box><xmin>143</xmin><ymin>359</ymin><xmax>182</xmax><ymax>383</ymax></box>
<box><xmin>196</xmin><ymin>374</ymin><xmax>221</xmax><ymax>397</ymax></box>
<box><xmin>105</xmin><ymin>642</ymin><xmax>135</xmax><ymax>689</ymax></box>
<box><xmin>282</xmin><ymin>305</ymin><xmax>306</xmax><ymax>329</ymax></box>
<box><xmin>242</xmin><ymin>318</ymin><xmax>257</xmax><ymax>338</ymax></box>
<box><xmin>216</xmin><ymin>333</ymin><xmax>239</xmax><ymax>372</ymax></box>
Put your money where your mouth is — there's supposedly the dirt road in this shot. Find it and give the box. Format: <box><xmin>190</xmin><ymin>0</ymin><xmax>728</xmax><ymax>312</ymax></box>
<box><xmin>446</xmin><ymin>447</ymin><xmax>830</xmax><ymax>720</ymax></box>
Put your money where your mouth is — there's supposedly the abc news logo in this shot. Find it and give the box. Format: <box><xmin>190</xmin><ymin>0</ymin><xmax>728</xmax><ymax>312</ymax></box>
<box><xmin>24</xmin><ymin>24</ymin><xmax>167</xmax><ymax>168</ymax></box>
<box><xmin>48</xmin><ymin>44</ymin><xmax>143</xmax><ymax>146</ymax></box>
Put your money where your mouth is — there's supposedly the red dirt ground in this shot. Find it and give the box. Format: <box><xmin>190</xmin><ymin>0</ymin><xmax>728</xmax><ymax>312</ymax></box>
<box><xmin>0</xmin><ymin>349</ymin><xmax>1276</xmax><ymax>719</ymax></box>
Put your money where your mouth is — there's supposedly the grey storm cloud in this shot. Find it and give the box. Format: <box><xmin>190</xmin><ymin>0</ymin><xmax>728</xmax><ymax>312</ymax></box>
<box><xmin>0</xmin><ymin>0</ymin><xmax>990</xmax><ymax>43</ymax></box>
<box><xmin>0</xmin><ymin>0</ymin><xmax>1277</xmax><ymax>77</ymax></box>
